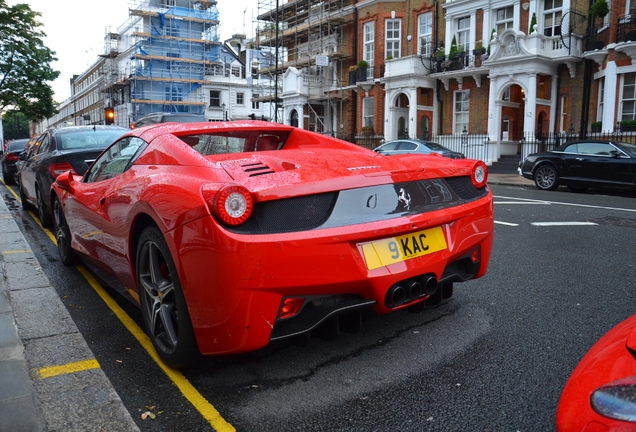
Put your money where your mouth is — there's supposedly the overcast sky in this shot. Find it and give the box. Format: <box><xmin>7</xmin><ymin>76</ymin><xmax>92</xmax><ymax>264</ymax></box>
<box><xmin>8</xmin><ymin>0</ymin><xmax>256</xmax><ymax>102</ymax></box>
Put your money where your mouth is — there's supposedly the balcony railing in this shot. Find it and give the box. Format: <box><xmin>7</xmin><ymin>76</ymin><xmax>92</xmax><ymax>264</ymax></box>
<box><xmin>584</xmin><ymin>21</ymin><xmax>610</xmax><ymax>51</ymax></box>
<box><xmin>617</xmin><ymin>14</ymin><xmax>636</xmax><ymax>43</ymax></box>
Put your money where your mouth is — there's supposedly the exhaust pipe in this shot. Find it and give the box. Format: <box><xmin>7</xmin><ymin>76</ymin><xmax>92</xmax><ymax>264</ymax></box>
<box><xmin>418</xmin><ymin>275</ymin><xmax>438</xmax><ymax>296</ymax></box>
<box><xmin>406</xmin><ymin>280</ymin><xmax>423</xmax><ymax>300</ymax></box>
<box><xmin>386</xmin><ymin>284</ymin><xmax>406</xmax><ymax>307</ymax></box>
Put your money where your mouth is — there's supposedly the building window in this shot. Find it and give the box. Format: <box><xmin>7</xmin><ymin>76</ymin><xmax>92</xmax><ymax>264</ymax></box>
<box><xmin>236</xmin><ymin>93</ymin><xmax>244</xmax><ymax>105</ymax></box>
<box><xmin>363</xmin><ymin>21</ymin><xmax>374</xmax><ymax>80</ymax></box>
<box><xmin>231</xmin><ymin>65</ymin><xmax>241</xmax><ymax>77</ymax></box>
<box><xmin>252</xmin><ymin>95</ymin><xmax>260</xmax><ymax>109</ymax></box>
<box><xmin>362</xmin><ymin>97</ymin><xmax>374</xmax><ymax>129</ymax></box>
<box><xmin>621</xmin><ymin>73</ymin><xmax>636</xmax><ymax>121</ymax></box>
<box><xmin>543</xmin><ymin>0</ymin><xmax>563</xmax><ymax>37</ymax></box>
<box><xmin>457</xmin><ymin>16</ymin><xmax>470</xmax><ymax>52</ymax></box>
<box><xmin>454</xmin><ymin>90</ymin><xmax>470</xmax><ymax>133</ymax></box>
<box><xmin>210</xmin><ymin>90</ymin><xmax>221</xmax><ymax>107</ymax></box>
<box><xmin>495</xmin><ymin>6</ymin><xmax>514</xmax><ymax>34</ymax></box>
<box><xmin>418</xmin><ymin>13</ymin><xmax>432</xmax><ymax>57</ymax></box>
<box><xmin>595</xmin><ymin>78</ymin><xmax>604</xmax><ymax>123</ymax></box>
<box><xmin>385</xmin><ymin>19</ymin><xmax>401</xmax><ymax>59</ymax></box>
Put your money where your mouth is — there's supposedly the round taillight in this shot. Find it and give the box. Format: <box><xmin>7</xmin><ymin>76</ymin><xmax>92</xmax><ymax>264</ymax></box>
<box><xmin>213</xmin><ymin>185</ymin><xmax>253</xmax><ymax>225</ymax></box>
<box><xmin>471</xmin><ymin>161</ymin><xmax>488</xmax><ymax>188</ymax></box>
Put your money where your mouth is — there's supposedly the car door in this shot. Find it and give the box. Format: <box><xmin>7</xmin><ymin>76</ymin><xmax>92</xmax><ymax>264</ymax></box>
<box><xmin>574</xmin><ymin>142</ymin><xmax>634</xmax><ymax>186</ymax></box>
<box><xmin>84</xmin><ymin>137</ymin><xmax>147</xmax><ymax>284</ymax></box>
<box><xmin>21</xmin><ymin>133</ymin><xmax>50</xmax><ymax>203</ymax></box>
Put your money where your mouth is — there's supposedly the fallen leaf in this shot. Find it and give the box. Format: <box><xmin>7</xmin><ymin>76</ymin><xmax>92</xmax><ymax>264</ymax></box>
<box><xmin>116</xmin><ymin>360</ymin><xmax>122</xmax><ymax>363</ymax></box>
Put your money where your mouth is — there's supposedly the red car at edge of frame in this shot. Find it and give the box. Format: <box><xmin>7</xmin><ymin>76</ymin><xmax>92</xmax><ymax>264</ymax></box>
<box><xmin>557</xmin><ymin>314</ymin><xmax>636</xmax><ymax>431</ymax></box>
<box><xmin>51</xmin><ymin>121</ymin><xmax>494</xmax><ymax>368</ymax></box>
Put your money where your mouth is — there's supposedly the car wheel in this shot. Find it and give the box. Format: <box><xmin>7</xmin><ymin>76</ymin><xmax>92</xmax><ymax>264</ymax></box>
<box><xmin>53</xmin><ymin>197</ymin><xmax>78</xmax><ymax>266</ymax></box>
<box><xmin>534</xmin><ymin>165</ymin><xmax>559</xmax><ymax>191</ymax></box>
<box><xmin>2</xmin><ymin>168</ymin><xmax>12</xmax><ymax>185</ymax></box>
<box><xmin>37</xmin><ymin>188</ymin><xmax>52</xmax><ymax>228</ymax></box>
<box><xmin>19</xmin><ymin>182</ymin><xmax>30</xmax><ymax>210</ymax></box>
<box><xmin>137</xmin><ymin>226</ymin><xmax>199</xmax><ymax>368</ymax></box>
<box><xmin>567</xmin><ymin>186</ymin><xmax>588</xmax><ymax>193</ymax></box>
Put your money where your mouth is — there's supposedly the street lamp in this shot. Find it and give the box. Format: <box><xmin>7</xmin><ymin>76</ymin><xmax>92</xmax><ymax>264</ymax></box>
<box><xmin>222</xmin><ymin>102</ymin><xmax>228</xmax><ymax>121</ymax></box>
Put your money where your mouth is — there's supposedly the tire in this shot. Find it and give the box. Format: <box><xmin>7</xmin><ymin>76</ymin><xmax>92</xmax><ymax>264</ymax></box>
<box><xmin>137</xmin><ymin>226</ymin><xmax>199</xmax><ymax>368</ymax></box>
<box><xmin>19</xmin><ymin>182</ymin><xmax>30</xmax><ymax>210</ymax></box>
<box><xmin>37</xmin><ymin>188</ymin><xmax>52</xmax><ymax>228</ymax></box>
<box><xmin>53</xmin><ymin>197</ymin><xmax>78</xmax><ymax>266</ymax></box>
<box><xmin>534</xmin><ymin>164</ymin><xmax>559</xmax><ymax>191</ymax></box>
<box><xmin>2</xmin><ymin>167</ymin><xmax>13</xmax><ymax>185</ymax></box>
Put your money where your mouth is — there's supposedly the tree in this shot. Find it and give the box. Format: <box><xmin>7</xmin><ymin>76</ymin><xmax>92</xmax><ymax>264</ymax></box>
<box><xmin>0</xmin><ymin>1</ymin><xmax>60</xmax><ymax>121</ymax></box>
<box><xmin>1</xmin><ymin>109</ymin><xmax>29</xmax><ymax>140</ymax></box>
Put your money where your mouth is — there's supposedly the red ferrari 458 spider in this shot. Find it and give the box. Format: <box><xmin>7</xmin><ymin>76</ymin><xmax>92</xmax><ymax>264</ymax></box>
<box><xmin>51</xmin><ymin>121</ymin><xmax>494</xmax><ymax>368</ymax></box>
<box><xmin>557</xmin><ymin>314</ymin><xmax>636</xmax><ymax>431</ymax></box>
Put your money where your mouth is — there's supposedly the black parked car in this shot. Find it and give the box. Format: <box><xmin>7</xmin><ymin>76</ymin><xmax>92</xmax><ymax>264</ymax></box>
<box><xmin>520</xmin><ymin>140</ymin><xmax>636</xmax><ymax>192</ymax></box>
<box><xmin>16</xmin><ymin>125</ymin><xmax>128</xmax><ymax>227</ymax></box>
<box><xmin>1</xmin><ymin>138</ymin><xmax>30</xmax><ymax>184</ymax></box>
<box><xmin>374</xmin><ymin>139</ymin><xmax>466</xmax><ymax>159</ymax></box>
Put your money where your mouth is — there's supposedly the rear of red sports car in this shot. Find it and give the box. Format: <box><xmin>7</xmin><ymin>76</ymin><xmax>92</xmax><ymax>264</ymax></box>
<box><xmin>53</xmin><ymin>121</ymin><xmax>494</xmax><ymax>366</ymax></box>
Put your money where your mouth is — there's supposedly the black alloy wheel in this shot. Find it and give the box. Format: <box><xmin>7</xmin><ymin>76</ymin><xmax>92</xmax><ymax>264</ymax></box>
<box><xmin>137</xmin><ymin>226</ymin><xmax>199</xmax><ymax>368</ymax></box>
<box><xmin>534</xmin><ymin>164</ymin><xmax>560</xmax><ymax>191</ymax></box>
<box><xmin>19</xmin><ymin>181</ymin><xmax>30</xmax><ymax>210</ymax></box>
<box><xmin>37</xmin><ymin>188</ymin><xmax>52</xmax><ymax>228</ymax></box>
<box><xmin>53</xmin><ymin>197</ymin><xmax>78</xmax><ymax>266</ymax></box>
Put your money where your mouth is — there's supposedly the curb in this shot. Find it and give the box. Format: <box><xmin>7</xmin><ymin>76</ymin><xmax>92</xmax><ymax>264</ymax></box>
<box><xmin>0</xmin><ymin>192</ymin><xmax>139</xmax><ymax>432</ymax></box>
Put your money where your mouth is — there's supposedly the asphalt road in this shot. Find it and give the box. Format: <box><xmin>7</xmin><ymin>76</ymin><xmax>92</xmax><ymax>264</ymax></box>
<box><xmin>3</xmin><ymin>182</ymin><xmax>636</xmax><ymax>431</ymax></box>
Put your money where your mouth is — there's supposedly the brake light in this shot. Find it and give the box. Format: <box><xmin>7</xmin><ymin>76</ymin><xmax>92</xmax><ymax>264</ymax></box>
<box><xmin>279</xmin><ymin>297</ymin><xmax>305</xmax><ymax>319</ymax></box>
<box><xmin>47</xmin><ymin>162</ymin><xmax>76</xmax><ymax>178</ymax></box>
<box><xmin>471</xmin><ymin>160</ymin><xmax>488</xmax><ymax>188</ymax></box>
<box><xmin>6</xmin><ymin>153</ymin><xmax>19</xmax><ymax>162</ymax></box>
<box><xmin>211</xmin><ymin>184</ymin><xmax>253</xmax><ymax>225</ymax></box>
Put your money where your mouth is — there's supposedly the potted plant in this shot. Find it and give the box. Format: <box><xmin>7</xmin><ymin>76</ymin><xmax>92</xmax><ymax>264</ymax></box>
<box><xmin>620</xmin><ymin>119</ymin><xmax>636</xmax><ymax>131</ymax></box>
<box><xmin>361</xmin><ymin>125</ymin><xmax>374</xmax><ymax>136</ymax></box>
<box><xmin>529</xmin><ymin>13</ymin><xmax>537</xmax><ymax>34</ymax></box>
<box><xmin>590</xmin><ymin>121</ymin><xmax>602</xmax><ymax>132</ymax></box>
<box><xmin>356</xmin><ymin>60</ymin><xmax>369</xmax><ymax>81</ymax></box>
<box><xmin>348</xmin><ymin>65</ymin><xmax>358</xmax><ymax>85</ymax></box>
<box><xmin>590</xmin><ymin>0</ymin><xmax>609</xmax><ymax>20</ymax></box>
<box><xmin>473</xmin><ymin>40</ymin><xmax>486</xmax><ymax>55</ymax></box>
<box><xmin>487</xmin><ymin>29</ymin><xmax>496</xmax><ymax>55</ymax></box>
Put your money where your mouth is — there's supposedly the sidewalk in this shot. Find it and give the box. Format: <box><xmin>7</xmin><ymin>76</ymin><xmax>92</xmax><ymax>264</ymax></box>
<box><xmin>0</xmin><ymin>195</ymin><xmax>138</xmax><ymax>432</ymax></box>
<box><xmin>487</xmin><ymin>172</ymin><xmax>535</xmax><ymax>187</ymax></box>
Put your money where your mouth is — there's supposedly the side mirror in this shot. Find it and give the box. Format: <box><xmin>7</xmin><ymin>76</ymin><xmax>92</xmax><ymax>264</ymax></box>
<box><xmin>55</xmin><ymin>170</ymin><xmax>75</xmax><ymax>192</ymax></box>
<box><xmin>609</xmin><ymin>150</ymin><xmax>622</xmax><ymax>158</ymax></box>
<box><xmin>19</xmin><ymin>152</ymin><xmax>27</xmax><ymax>161</ymax></box>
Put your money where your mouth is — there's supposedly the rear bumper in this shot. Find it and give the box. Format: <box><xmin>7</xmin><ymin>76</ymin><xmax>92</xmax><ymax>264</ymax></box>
<box><xmin>167</xmin><ymin>192</ymin><xmax>494</xmax><ymax>355</ymax></box>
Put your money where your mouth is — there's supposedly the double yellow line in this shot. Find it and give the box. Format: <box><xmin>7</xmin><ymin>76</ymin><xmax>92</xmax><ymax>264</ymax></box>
<box><xmin>2</xmin><ymin>182</ymin><xmax>235</xmax><ymax>431</ymax></box>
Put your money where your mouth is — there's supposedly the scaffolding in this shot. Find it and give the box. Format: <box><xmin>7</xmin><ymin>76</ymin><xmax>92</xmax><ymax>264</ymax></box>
<box><xmin>101</xmin><ymin>0</ymin><xmax>221</xmax><ymax>124</ymax></box>
<box><xmin>253</xmin><ymin>0</ymin><xmax>354</xmax><ymax>131</ymax></box>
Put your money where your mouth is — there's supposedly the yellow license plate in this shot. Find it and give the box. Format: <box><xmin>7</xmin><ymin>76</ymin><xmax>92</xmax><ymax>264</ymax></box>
<box><xmin>361</xmin><ymin>227</ymin><xmax>447</xmax><ymax>270</ymax></box>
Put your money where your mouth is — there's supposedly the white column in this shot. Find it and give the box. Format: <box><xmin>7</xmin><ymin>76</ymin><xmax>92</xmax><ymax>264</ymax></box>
<box><xmin>549</xmin><ymin>74</ymin><xmax>558</xmax><ymax>134</ymax></box>
<box><xmin>602</xmin><ymin>61</ymin><xmax>617</xmax><ymax>131</ymax></box>
<box><xmin>524</xmin><ymin>73</ymin><xmax>537</xmax><ymax>134</ymax></box>
<box><xmin>409</xmin><ymin>87</ymin><xmax>417</xmax><ymax>138</ymax></box>
<box><xmin>384</xmin><ymin>90</ymin><xmax>393</xmax><ymax>140</ymax></box>
<box><xmin>487</xmin><ymin>75</ymin><xmax>498</xmax><ymax>141</ymax></box>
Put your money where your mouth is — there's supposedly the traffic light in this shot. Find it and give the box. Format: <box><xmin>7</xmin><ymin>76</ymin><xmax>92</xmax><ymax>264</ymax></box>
<box><xmin>105</xmin><ymin>107</ymin><xmax>115</xmax><ymax>125</ymax></box>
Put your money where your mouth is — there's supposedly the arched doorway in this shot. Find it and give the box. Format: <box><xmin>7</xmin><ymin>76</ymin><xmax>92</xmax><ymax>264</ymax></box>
<box><xmin>290</xmin><ymin>109</ymin><xmax>299</xmax><ymax>127</ymax></box>
<box><xmin>395</xmin><ymin>93</ymin><xmax>409</xmax><ymax>139</ymax></box>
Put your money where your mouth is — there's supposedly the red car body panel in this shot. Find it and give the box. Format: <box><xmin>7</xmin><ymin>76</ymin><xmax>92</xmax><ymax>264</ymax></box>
<box><xmin>52</xmin><ymin>121</ymin><xmax>494</xmax><ymax>356</ymax></box>
<box><xmin>556</xmin><ymin>314</ymin><xmax>636</xmax><ymax>431</ymax></box>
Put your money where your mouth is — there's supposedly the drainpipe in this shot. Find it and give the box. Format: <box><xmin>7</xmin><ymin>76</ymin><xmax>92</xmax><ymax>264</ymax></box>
<box><xmin>435</xmin><ymin>0</ymin><xmax>443</xmax><ymax>134</ymax></box>
<box><xmin>352</xmin><ymin>5</ymin><xmax>358</xmax><ymax>140</ymax></box>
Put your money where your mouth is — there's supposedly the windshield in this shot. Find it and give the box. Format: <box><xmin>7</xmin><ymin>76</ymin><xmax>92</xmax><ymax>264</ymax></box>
<box><xmin>178</xmin><ymin>131</ymin><xmax>290</xmax><ymax>155</ymax></box>
<box><xmin>58</xmin><ymin>130</ymin><xmax>126</xmax><ymax>150</ymax></box>
<box><xmin>617</xmin><ymin>141</ymin><xmax>636</xmax><ymax>156</ymax></box>
<box><xmin>8</xmin><ymin>140</ymin><xmax>29</xmax><ymax>152</ymax></box>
